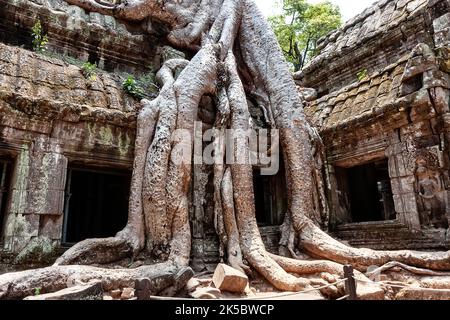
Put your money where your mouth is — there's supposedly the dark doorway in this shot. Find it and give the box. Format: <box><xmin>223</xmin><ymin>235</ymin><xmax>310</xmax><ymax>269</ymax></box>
<box><xmin>347</xmin><ymin>159</ymin><xmax>396</xmax><ymax>222</ymax></box>
<box><xmin>253</xmin><ymin>163</ymin><xmax>287</xmax><ymax>227</ymax></box>
<box><xmin>62</xmin><ymin>167</ymin><xmax>131</xmax><ymax>244</ymax></box>
<box><xmin>0</xmin><ymin>159</ymin><xmax>12</xmax><ymax>242</ymax></box>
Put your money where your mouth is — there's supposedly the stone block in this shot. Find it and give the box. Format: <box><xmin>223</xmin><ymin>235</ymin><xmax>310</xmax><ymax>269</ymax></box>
<box><xmin>393</xmin><ymin>194</ymin><xmax>405</xmax><ymax>213</ymax></box>
<box><xmin>396</xmin><ymin>154</ymin><xmax>409</xmax><ymax>177</ymax></box>
<box><xmin>388</xmin><ymin>157</ymin><xmax>399</xmax><ymax>178</ymax></box>
<box><xmin>435</xmin><ymin>28</ymin><xmax>450</xmax><ymax>47</ymax></box>
<box><xmin>424</xmin><ymin>69</ymin><xmax>450</xmax><ymax>89</ymax></box>
<box><xmin>410</xmin><ymin>101</ymin><xmax>436</xmax><ymax>123</ymax></box>
<box><xmin>109</xmin><ymin>289</ymin><xmax>121</xmax><ymax>299</ymax></box>
<box><xmin>390</xmin><ymin>178</ymin><xmax>402</xmax><ymax>195</ymax></box>
<box><xmin>25</xmin><ymin>189</ymin><xmax>65</xmax><ymax>215</ymax></box>
<box><xmin>8</xmin><ymin>189</ymin><xmax>28</xmax><ymax>215</ymax></box>
<box><xmin>399</xmin><ymin>176</ymin><xmax>416</xmax><ymax>193</ymax></box>
<box><xmin>23</xmin><ymin>214</ymin><xmax>40</xmax><ymax>237</ymax></box>
<box><xmin>430</xmin><ymin>117</ymin><xmax>444</xmax><ymax>135</ymax></box>
<box><xmin>13</xmin><ymin>236</ymin><xmax>58</xmax><ymax>264</ymax></box>
<box><xmin>39</xmin><ymin>215</ymin><xmax>63</xmax><ymax>239</ymax></box>
<box><xmin>190</xmin><ymin>287</ymin><xmax>221</xmax><ymax>299</ymax></box>
<box><xmin>396</xmin><ymin>287</ymin><xmax>450</xmax><ymax>300</ymax></box>
<box><xmin>212</xmin><ymin>264</ymin><xmax>248</xmax><ymax>294</ymax></box>
<box><xmin>403</xmin><ymin>193</ymin><xmax>419</xmax><ymax>213</ymax></box>
<box><xmin>28</xmin><ymin>152</ymin><xmax>67</xmax><ymax>191</ymax></box>
<box><xmin>121</xmin><ymin>287</ymin><xmax>135</xmax><ymax>300</ymax></box>
<box><xmin>24</xmin><ymin>281</ymin><xmax>103</xmax><ymax>300</ymax></box>
<box><xmin>429</xmin><ymin>87</ymin><xmax>450</xmax><ymax>114</ymax></box>
<box><xmin>400</xmin><ymin>120</ymin><xmax>432</xmax><ymax>137</ymax></box>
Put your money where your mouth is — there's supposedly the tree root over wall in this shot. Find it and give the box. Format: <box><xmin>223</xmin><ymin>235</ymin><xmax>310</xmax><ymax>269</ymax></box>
<box><xmin>1</xmin><ymin>0</ymin><xmax>450</xmax><ymax>300</ymax></box>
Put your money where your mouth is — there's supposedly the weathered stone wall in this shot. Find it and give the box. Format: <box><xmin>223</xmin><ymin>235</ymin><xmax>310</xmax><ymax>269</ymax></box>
<box><xmin>295</xmin><ymin>0</ymin><xmax>441</xmax><ymax>97</ymax></box>
<box><xmin>0</xmin><ymin>42</ymin><xmax>139</xmax><ymax>264</ymax></box>
<box><xmin>0</xmin><ymin>0</ymin><xmax>164</xmax><ymax>74</ymax></box>
<box><xmin>304</xmin><ymin>0</ymin><xmax>450</xmax><ymax>250</ymax></box>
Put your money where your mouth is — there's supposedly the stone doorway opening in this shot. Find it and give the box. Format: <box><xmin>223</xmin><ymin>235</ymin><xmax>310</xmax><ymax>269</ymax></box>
<box><xmin>62</xmin><ymin>166</ymin><xmax>131</xmax><ymax>245</ymax></box>
<box><xmin>0</xmin><ymin>158</ymin><xmax>13</xmax><ymax>243</ymax></box>
<box><xmin>253</xmin><ymin>166</ymin><xmax>287</xmax><ymax>227</ymax></box>
<box><xmin>345</xmin><ymin>159</ymin><xmax>396</xmax><ymax>222</ymax></box>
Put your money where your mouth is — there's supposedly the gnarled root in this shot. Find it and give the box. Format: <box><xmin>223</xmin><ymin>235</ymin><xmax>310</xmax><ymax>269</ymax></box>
<box><xmin>54</xmin><ymin>237</ymin><xmax>132</xmax><ymax>266</ymax></box>
<box><xmin>298</xmin><ymin>220</ymin><xmax>450</xmax><ymax>272</ymax></box>
<box><xmin>0</xmin><ymin>263</ymin><xmax>193</xmax><ymax>300</ymax></box>
<box><xmin>224</xmin><ymin>52</ymin><xmax>310</xmax><ymax>292</ymax></box>
<box><xmin>221</xmin><ymin>168</ymin><xmax>250</xmax><ymax>274</ymax></box>
<box><xmin>367</xmin><ymin>261</ymin><xmax>450</xmax><ymax>279</ymax></box>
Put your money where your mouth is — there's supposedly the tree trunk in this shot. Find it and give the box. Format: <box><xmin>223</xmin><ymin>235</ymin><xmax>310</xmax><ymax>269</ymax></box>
<box><xmin>1</xmin><ymin>0</ymin><xmax>450</xmax><ymax>300</ymax></box>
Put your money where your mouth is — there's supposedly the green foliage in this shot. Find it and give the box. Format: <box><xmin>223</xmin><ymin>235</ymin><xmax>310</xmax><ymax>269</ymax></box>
<box><xmin>122</xmin><ymin>75</ymin><xmax>145</xmax><ymax>99</ymax></box>
<box><xmin>357</xmin><ymin>69</ymin><xmax>368</xmax><ymax>81</ymax></box>
<box><xmin>82</xmin><ymin>62</ymin><xmax>97</xmax><ymax>81</ymax></box>
<box><xmin>138</xmin><ymin>71</ymin><xmax>159</xmax><ymax>95</ymax></box>
<box><xmin>120</xmin><ymin>70</ymin><xmax>159</xmax><ymax>99</ymax></box>
<box><xmin>269</xmin><ymin>0</ymin><xmax>342</xmax><ymax>71</ymax></box>
<box><xmin>34</xmin><ymin>287</ymin><xmax>41</xmax><ymax>296</ymax></box>
<box><xmin>31</xmin><ymin>20</ymin><xmax>49</xmax><ymax>53</ymax></box>
<box><xmin>40</xmin><ymin>50</ymin><xmax>159</xmax><ymax>98</ymax></box>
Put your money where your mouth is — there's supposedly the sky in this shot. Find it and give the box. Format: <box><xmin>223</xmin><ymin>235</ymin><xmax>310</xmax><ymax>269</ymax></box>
<box><xmin>255</xmin><ymin>0</ymin><xmax>378</xmax><ymax>22</ymax></box>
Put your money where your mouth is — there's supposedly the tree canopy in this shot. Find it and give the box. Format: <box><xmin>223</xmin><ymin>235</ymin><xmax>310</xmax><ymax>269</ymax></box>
<box><xmin>269</xmin><ymin>0</ymin><xmax>342</xmax><ymax>71</ymax></box>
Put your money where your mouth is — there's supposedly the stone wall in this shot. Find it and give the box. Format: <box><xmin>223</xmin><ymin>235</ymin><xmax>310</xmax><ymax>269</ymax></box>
<box><xmin>295</xmin><ymin>0</ymin><xmax>441</xmax><ymax>97</ymax></box>
<box><xmin>0</xmin><ymin>0</ymin><xmax>164</xmax><ymax>74</ymax></box>
<box><xmin>0</xmin><ymin>42</ymin><xmax>139</xmax><ymax>263</ymax></box>
<box><xmin>303</xmin><ymin>0</ymin><xmax>450</xmax><ymax>250</ymax></box>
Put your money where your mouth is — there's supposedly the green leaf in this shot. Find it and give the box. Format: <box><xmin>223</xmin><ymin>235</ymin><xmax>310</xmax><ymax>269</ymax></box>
<box><xmin>269</xmin><ymin>0</ymin><xmax>342</xmax><ymax>72</ymax></box>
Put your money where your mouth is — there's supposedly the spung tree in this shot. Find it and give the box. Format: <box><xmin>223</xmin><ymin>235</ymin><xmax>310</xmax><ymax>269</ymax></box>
<box><xmin>269</xmin><ymin>0</ymin><xmax>342</xmax><ymax>71</ymax></box>
<box><xmin>1</xmin><ymin>0</ymin><xmax>450</xmax><ymax>300</ymax></box>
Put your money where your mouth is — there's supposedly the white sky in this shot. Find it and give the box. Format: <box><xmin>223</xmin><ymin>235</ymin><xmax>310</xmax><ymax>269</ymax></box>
<box><xmin>255</xmin><ymin>0</ymin><xmax>378</xmax><ymax>22</ymax></box>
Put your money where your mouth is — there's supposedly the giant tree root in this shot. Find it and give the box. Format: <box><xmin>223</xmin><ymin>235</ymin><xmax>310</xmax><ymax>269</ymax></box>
<box><xmin>367</xmin><ymin>262</ymin><xmax>450</xmax><ymax>279</ymax></box>
<box><xmin>0</xmin><ymin>263</ymin><xmax>193</xmax><ymax>300</ymax></box>
<box><xmin>1</xmin><ymin>0</ymin><xmax>450</xmax><ymax>300</ymax></box>
<box><xmin>297</xmin><ymin>221</ymin><xmax>450</xmax><ymax>271</ymax></box>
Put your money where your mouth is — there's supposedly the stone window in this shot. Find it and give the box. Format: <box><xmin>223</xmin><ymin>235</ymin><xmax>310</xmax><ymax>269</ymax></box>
<box><xmin>338</xmin><ymin>159</ymin><xmax>396</xmax><ymax>223</ymax></box>
<box><xmin>0</xmin><ymin>159</ymin><xmax>12</xmax><ymax>242</ymax></box>
<box><xmin>253</xmin><ymin>167</ymin><xmax>287</xmax><ymax>227</ymax></box>
<box><xmin>62</xmin><ymin>166</ymin><xmax>131</xmax><ymax>244</ymax></box>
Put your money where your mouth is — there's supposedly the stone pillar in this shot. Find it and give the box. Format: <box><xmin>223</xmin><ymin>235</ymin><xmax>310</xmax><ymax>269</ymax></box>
<box><xmin>433</xmin><ymin>2</ymin><xmax>450</xmax><ymax>228</ymax></box>
<box><xmin>386</xmin><ymin>139</ymin><xmax>422</xmax><ymax>231</ymax></box>
<box><xmin>25</xmin><ymin>139</ymin><xmax>67</xmax><ymax>217</ymax></box>
<box><xmin>3</xmin><ymin>137</ymin><xmax>67</xmax><ymax>254</ymax></box>
<box><xmin>3</xmin><ymin>144</ymin><xmax>32</xmax><ymax>252</ymax></box>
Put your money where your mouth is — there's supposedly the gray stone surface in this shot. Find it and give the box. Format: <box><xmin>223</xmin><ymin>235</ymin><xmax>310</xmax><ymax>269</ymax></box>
<box><xmin>24</xmin><ymin>281</ymin><xmax>103</xmax><ymax>300</ymax></box>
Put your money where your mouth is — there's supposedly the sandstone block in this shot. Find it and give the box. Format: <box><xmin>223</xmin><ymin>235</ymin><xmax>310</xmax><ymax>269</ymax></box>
<box><xmin>190</xmin><ymin>287</ymin><xmax>221</xmax><ymax>299</ymax></box>
<box><xmin>396</xmin><ymin>287</ymin><xmax>450</xmax><ymax>300</ymax></box>
<box><xmin>24</xmin><ymin>281</ymin><xmax>103</xmax><ymax>300</ymax></box>
<box><xmin>212</xmin><ymin>263</ymin><xmax>248</xmax><ymax>294</ymax></box>
<box><xmin>120</xmin><ymin>287</ymin><xmax>135</xmax><ymax>300</ymax></box>
<box><xmin>185</xmin><ymin>278</ymin><xmax>202</xmax><ymax>293</ymax></box>
<box><xmin>109</xmin><ymin>289</ymin><xmax>121</xmax><ymax>299</ymax></box>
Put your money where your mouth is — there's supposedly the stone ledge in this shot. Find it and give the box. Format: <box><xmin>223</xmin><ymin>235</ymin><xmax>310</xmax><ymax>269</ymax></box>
<box><xmin>333</xmin><ymin>223</ymin><xmax>449</xmax><ymax>250</ymax></box>
<box><xmin>0</xmin><ymin>43</ymin><xmax>141</xmax><ymax>127</ymax></box>
<box><xmin>0</xmin><ymin>0</ymin><xmax>161</xmax><ymax>74</ymax></box>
